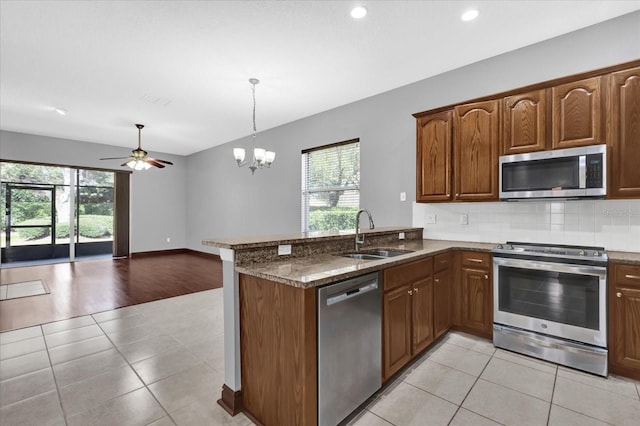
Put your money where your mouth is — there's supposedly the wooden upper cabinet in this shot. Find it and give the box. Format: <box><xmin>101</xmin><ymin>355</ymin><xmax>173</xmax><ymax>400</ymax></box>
<box><xmin>454</xmin><ymin>100</ymin><xmax>500</xmax><ymax>201</ymax></box>
<box><xmin>416</xmin><ymin>111</ymin><xmax>452</xmax><ymax>202</ymax></box>
<box><xmin>609</xmin><ymin>66</ymin><xmax>640</xmax><ymax>198</ymax></box>
<box><xmin>502</xmin><ymin>89</ymin><xmax>548</xmax><ymax>155</ymax></box>
<box><xmin>552</xmin><ymin>76</ymin><xmax>605</xmax><ymax>149</ymax></box>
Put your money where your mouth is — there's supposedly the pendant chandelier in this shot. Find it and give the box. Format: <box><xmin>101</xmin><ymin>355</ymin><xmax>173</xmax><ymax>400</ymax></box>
<box><xmin>233</xmin><ymin>78</ymin><xmax>275</xmax><ymax>174</ymax></box>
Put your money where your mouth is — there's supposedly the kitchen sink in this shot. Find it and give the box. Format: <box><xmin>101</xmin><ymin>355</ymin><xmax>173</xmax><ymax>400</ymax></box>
<box><xmin>340</xmin><ymin>248</ymin><xmax>414</xmax><ymax>260</ymax></box>
<box><xmin>342</xmin><ymin>253</ymin><xmax>387</xmax><ymax>260</ymax></box>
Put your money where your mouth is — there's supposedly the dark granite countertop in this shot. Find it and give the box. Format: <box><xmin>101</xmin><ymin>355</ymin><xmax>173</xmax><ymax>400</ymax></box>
<box><xmin>233</xmin><ymin>239</ymin><xmax>495</xmax><ymax>288</ymax></box>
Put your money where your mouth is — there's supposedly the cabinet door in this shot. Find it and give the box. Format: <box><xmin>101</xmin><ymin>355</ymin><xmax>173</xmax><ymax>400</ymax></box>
<box><xmin>610</xmin><ymin>285</ymin><xmax>640</xmax><ymax>377</ymax></box>
<box><xmin>461</xmin><ymin>267</ymin><xmax>493</xmax><ymax>337</ymax></box>
<box><xmin>411</xmin><ymin>277</ymin><xmax>434</xmax><ymax>354</ymax></box>
<box><xmin>451</xmin><ymin>251</ymin><xmax>463</xmax><ymax>327</ymax></box>
<box><xmin>416</xmin><ymin>111</ymin><xmax>453</xmax><ymax>202</ymax></box>
<box><xmin>433</xmin><ymin>268</ymin><xmax>451</xmax><ymax>339</ymax></box>
<box><xmin>383</xmin><ymin>284</ymin><xmax>412</xmax><ymax>380</ymax></box>
<box><xmin>552</xmin><ymin>76</ymin><xmax>605</xmax><ymax>149</ymax></box>
<box><xmin>609</xmin><ymin>66</ymin><xmax>640</xmax><ymax>198</ymax></box>
<box><xmin>454</xmin><ymin>100</ymin><xmax>500</xmax><ymax>201</ymax></box>
<box><xmin>609</xmin><ymin>264</ymin><xmax>640</xmax><ymax>379</ymax></box>
<box><xmin>502</xmin><ymin>89</ymin><xmax>548</xmax><ymax>155</ymax></box>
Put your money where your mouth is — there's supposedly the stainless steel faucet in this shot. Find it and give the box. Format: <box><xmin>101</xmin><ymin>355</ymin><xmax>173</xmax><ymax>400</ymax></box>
<box><xmin>355</xmin><ymin>209</ymin><xmax>375</xmax><ymax>251</ymax></box>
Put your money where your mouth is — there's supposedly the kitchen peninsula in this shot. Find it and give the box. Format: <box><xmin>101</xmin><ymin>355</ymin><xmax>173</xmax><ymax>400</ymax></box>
<box><xmin>202</xmin><ymin>227</ymin><xmax>494</xmax><ymax>425</ymax></box>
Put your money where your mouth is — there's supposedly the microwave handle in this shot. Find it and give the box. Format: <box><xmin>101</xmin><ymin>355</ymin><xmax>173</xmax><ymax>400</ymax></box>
<box><xmin>579</xmin><ymin>155</ymin><xmax>586</xmax><ymax>189</ymax></box>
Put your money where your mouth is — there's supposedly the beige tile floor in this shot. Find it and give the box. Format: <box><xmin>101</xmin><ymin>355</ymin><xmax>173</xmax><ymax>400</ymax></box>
<box><xmin>1</xmin><ymin>288</ymin><xmax>639</xmax><ymax>425</ymax></box>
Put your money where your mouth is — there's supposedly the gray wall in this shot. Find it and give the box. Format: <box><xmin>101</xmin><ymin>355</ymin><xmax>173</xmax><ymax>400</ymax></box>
<box><xmin>188</xmin><ymin>11</ymin><xmax>640</xmax><ymax>253</ymax></box>
<box><xmin>0</xmin><ymin>130</ymin><xmax>187</xmax><ymax>253</ymax></box>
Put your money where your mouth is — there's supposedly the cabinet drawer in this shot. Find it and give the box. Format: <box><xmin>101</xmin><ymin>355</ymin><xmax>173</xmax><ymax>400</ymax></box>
<box><xmin>461</xmin><ymin>251</ymin><xmax>491</xmax><ymax>269</ymax></box>
<box><xmin>434</xmin><ymin>253</ymin><xmax>451</xmax><ymax>273</ymax></box>
<box><xmin>383</xmin><ymin>257</ymin><xmax>433</xmax><ymax>292</ymax></box>
<box><xmin>613</xmin><ymin>264</ymin><xmax>640</xmax><ymax>287</ymax></box>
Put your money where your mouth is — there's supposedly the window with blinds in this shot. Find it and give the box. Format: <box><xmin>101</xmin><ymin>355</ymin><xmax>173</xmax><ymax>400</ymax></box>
<box><xmin>301</xmin><ymin>139</ymin><xmax>360</xmax><ymax>232</ymax></box>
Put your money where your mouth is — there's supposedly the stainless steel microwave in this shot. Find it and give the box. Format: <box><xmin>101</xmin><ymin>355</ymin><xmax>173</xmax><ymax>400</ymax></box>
<box><xmin>499</xmin><ymin>144</ymin><xmax>606</xmax><ymax>200</ymax></box>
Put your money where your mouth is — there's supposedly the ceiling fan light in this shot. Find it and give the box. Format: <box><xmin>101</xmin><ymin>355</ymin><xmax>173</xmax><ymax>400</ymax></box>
<box><xmin>234</xmin><ymin>147</ymin><xmax>246</xmax><ymax>162</ymax></box>
<box><xmin>127</xmin><ymin>159</ymin><xmax>149</xmax><ymax>170</ymax></box>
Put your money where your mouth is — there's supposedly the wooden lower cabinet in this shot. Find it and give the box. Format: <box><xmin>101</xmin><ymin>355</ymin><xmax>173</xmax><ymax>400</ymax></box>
<box><xmin>433</xmin><ymin>267</ymin><xmax>451</xmax><ymax>339</ymax></box>
<box><xmin>383</xmin><ymin>284</ymin><xmax>412</xmax><ymax>379</ymax></box>
<box><xmin>412</xmin><ymin>277</ymin><xmax>435</xmax><ymax>354</ymax></box>
<box><xmin>461</xmin><ymin>267</ymin><xmax>493</xmax><ymax>337</ymax></box>
<box><xmin>382</xmin><ymin>257</ymin><xmax>434</xmax><ymax>380</ymax></box>
<box><xmin>609</xmin><ymin>263</ymin><xmax>640</xmax><ymax>380</ymax></box>
<box><xmin>452</xmin><ymin>251</ymin><xmax>493</xmax><ymax>339</ymax></box>
<box><xmin>433</xmin><ymin>252</ymin><xmax>452</xmax><ymax>339</ymax></box>
<box><xmin>239</xmin><ymin>274</ymin><xmax>317</xmax><ymax>426</ymax></box>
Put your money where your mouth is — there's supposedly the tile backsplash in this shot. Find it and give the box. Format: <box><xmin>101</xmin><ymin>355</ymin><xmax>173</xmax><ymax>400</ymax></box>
<box><xmin>412</xmin><ymin>199</ymin><xmax>640</xmax><ymax>252</ymax></box>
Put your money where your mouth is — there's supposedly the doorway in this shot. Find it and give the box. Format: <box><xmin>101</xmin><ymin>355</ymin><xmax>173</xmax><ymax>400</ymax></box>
<box><xmin>1</xmin><ymin>162</ymin><xmax>116</xmax><ymax>265</ymax></box>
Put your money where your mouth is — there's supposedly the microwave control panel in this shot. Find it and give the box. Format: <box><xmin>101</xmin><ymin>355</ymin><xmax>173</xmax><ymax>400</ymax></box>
<box><xmin>586</xmin><ymin>154</ymin><xmax>603</xmax><ymax>188</ymax></box>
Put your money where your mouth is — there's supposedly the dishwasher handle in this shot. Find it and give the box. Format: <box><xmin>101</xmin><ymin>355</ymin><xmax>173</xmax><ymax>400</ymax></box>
<box><xmin>326</xmin><ymin>282</ymin><xmax>378</xmax><ymax>306</ymax></box>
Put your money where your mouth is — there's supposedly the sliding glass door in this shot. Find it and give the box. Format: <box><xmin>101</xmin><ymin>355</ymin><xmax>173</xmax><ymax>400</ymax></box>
<box><xmin>1</xmin><ymin>162</ymin><xmax>120</xmax><ymax>264</ymax></box>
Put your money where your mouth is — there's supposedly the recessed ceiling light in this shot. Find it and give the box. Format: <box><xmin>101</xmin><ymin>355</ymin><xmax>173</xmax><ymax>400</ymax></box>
<box><xmin>54</xmin><ymin>108</ymin><xmax>67</xmax><ymax>116</ymax></box>
<box><xmin>461</xmin><ymin>9</ymin><xmax>479</xmax><ymax>22</ymax></box>
<box><xmin>351</xmin><ymin>6</ymin><xmax>367</xmax><ymax>19</ymax></box>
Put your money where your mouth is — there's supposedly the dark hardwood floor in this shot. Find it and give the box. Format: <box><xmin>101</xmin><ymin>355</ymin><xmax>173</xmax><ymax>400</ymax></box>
<box><xmin>0</xmin><ymin>250</ymin><xmax>222</xmax><ymax>331</ymax></box>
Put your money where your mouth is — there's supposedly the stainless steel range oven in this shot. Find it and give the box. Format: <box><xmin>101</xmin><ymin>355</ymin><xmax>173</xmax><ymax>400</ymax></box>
<box><xmin>492</xmin><ymin>242</ymin><xmax>608</xmax><ymax>376</ymax></box>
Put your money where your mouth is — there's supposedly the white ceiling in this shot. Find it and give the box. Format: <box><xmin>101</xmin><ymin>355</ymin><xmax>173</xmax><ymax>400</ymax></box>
<box><xmin>1</xmin><ymin>1</ymin><xmax>639</xmax><ymax>156</ymax></box>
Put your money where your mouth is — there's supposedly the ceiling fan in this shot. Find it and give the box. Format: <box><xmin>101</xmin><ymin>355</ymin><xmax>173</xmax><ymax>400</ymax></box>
<box><xmin>100</xmin><ymin>124</ymin><xmax>173</xmax><ymax>170</ymax></box>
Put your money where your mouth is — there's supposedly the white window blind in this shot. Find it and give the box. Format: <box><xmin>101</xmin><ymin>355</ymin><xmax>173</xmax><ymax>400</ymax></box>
<box><xmin>301</xmin><ymin>139</ymin><xmax>360</xmax><ymax>232</ymax></box>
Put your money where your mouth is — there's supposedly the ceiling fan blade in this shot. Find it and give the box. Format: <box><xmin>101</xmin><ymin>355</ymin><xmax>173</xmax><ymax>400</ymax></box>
<box><xmin>145</xmin><ymin>159</ymin><xmax>166</xmax><ymax>168</ymax></box>
<box><xmin>100</xmin><ymin>157</ymin><xmax>130</xmax><ymax>160</ymax></box>
<box><xmin>120</xmin><ymin>161</ymin><xmax>131</xmax><ymax>167</ymax></box>
<box><xmin>147</xmin><ymin>157</ymin><xmax>173</xmax><ymax>166</ymax></box>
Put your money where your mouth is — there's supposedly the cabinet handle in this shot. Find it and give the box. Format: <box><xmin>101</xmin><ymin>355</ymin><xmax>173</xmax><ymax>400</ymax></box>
<box><xmin>414</xmin><ymin>288</ymin><xmax>419</xmax><ymax>293</ymax></box>
<box><xmin>468</xmin><ymin>258</ymin><xmax>484</xmax><ymax>263</ymax></box>
<box><xmin>624</xmin><ymin>274</ymin><xmax>640</xmax><ymax>281</ymax></box>
<box><xmin>484</xmin><ymin>274</ymin><xmax>489</xmax><ymax>279</ymax></box>
<box><xmin>616</xmin><ymin>292</ymin><xmax>622</xmax><ymax>298</ymax></box>
<box><xmin>408</xmin><ymin>290</ymin><xmax>413</xmax><ymax>296</ymax></box>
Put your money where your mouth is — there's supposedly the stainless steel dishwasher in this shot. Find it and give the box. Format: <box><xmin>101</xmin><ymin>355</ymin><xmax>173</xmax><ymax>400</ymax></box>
<box><xmin>317</xmin><ymin>272</ymin><xmax>381</xmax><ymax>426</ymax></box>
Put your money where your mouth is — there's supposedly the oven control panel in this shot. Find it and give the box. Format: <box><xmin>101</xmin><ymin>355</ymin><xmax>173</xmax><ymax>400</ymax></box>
<box><xmin>493</xmin><ymin>242</ymin><xmax>607</xmax><ymax>263</ymax></box>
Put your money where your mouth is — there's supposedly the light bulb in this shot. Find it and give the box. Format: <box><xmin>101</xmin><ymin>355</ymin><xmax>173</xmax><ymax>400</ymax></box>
<box><xmin>254</xmin><ymin>148</ymin><xmax>266</xmax><ymax>163</ymax></box>
<box><xmin>265</xmin><ymin>151</ymin><xmax>276</xmax><ymax>164</ymax></box>
<box><xmin>233</xmin><ymin>148</ymin><xmax>246</xmax><ymax>162</ymax></box>
<box><xmin>351</xmin><ymin>6</ymin><xmax>367</xmax><ymax>19</ymax></box>
<box><xmin>461</xmin><ymin>9</ymin><xmax>479</xmax><ymax>21</ymax></box>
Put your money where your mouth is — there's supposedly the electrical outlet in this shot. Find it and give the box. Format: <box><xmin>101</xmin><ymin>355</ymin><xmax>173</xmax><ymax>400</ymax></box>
<box><xmin>426</xmin><ymin>214</ymin><xmax>436</xmax><ymax>224</ymax></box>
<box><xmin>166</xmin><ymin>237</ymin><xmax>171</xmax><ymax>243</ymax></box>
<box><xmin>400</xmin><ymin>192</ymin><xmax>406</xmax><ymax>202</ymax></box>
<box><xmin>399</xmin><ymin>232</ymin><xmax>405</xmax><ymax>240</ymax></box>
<box><xmin>459</xmin><ymin>214</ymin><xmax>468</xmax><ymax>225</ymax></box>
<box><xmin>278</xmin><ymin>244</ymin><xmax>292</xmax><ymax>255</ymax></box>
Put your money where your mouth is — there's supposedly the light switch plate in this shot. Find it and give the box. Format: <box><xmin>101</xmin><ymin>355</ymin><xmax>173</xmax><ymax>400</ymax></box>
<box><xmin>459</xmin><ymin>214</ymin><xmax>469</xmax><ymax>225</ymax></box>
<box><xmin>426</xmin><ymin>214</ymin><xmax>436</xmax><ymax>224</ymax></box>
<box><xmin>400</xmin><ymin>192</ymin><xmax>406</xmax><ymax>202</ymax></box>
<box><xmin>278</xmin><ymin>244</ymin><xmax>292</xmax><ymax>255</ymax></box>
<box><xmin>399</xmin><ymin>232</ymin><xmax>405</xmax><ymax>240</ymax></box>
